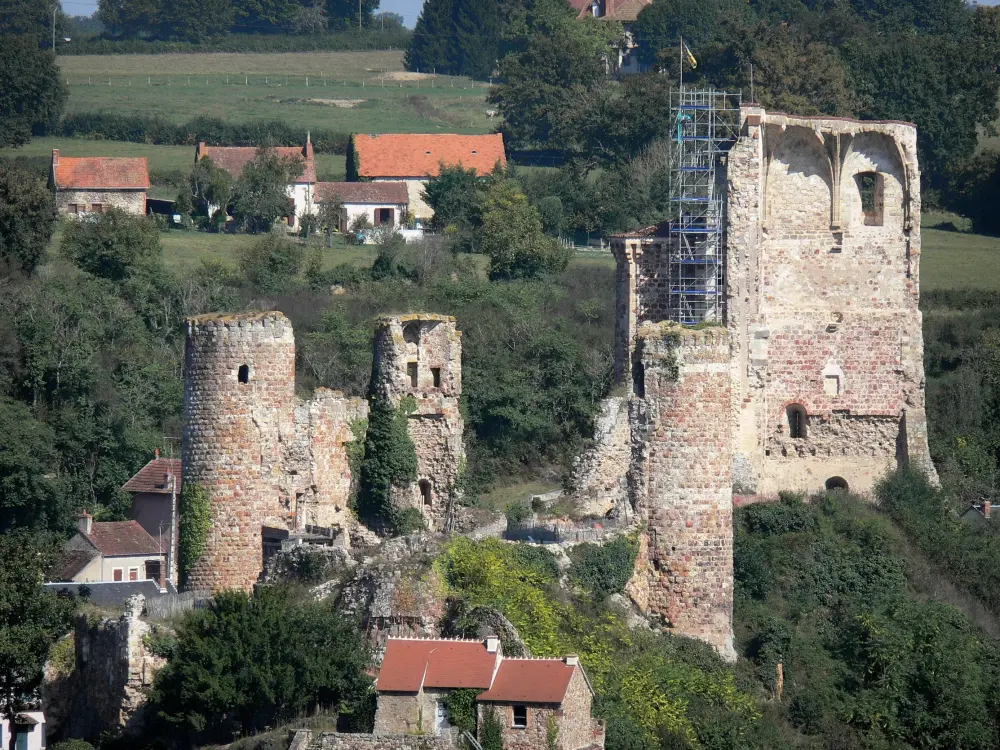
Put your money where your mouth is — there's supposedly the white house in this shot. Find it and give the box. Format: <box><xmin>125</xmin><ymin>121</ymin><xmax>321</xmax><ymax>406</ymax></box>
<box><xmin>53</xmin><ymin>512</ymin><xmax>167</xmax><ymax>588</ymax></box>
<box><xmin>315</xmin><ymin>181</ymin><xmax>409</xmax><ymax>230</ymax></box>
<box><xmin>1</xmin><ymin>711</ymin><xmax>45</xmax><ymax>750</ymax></box>
<box><xmin>195</xmin><ymin>138</ymin><xmax>317</xmax><ymax>228</ymax></box>
<box><xmin>349</xmin><ymin>133</ymin><xmax>506</xmax><ymax>220</ymax></box>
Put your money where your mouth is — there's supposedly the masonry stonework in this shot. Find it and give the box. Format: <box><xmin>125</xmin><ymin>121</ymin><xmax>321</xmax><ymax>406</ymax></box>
<box><xmin>372</xmin><ymin>315</ymin><xmax>465</xmax><ymax>530</ymax></box>
<box><xmin>55</xmin><ymin>189</ymin><xmax>146</xmax><ymax>217</ymax></box>
<box><xmin>182</xmin><ymin>312</ymin><xmax>367</xmax><ymax>593</ymax></box>
<box><xmin>603</xmin><ymin>106</ymin><xmax>938</xmax><ymax>658</ymax></box>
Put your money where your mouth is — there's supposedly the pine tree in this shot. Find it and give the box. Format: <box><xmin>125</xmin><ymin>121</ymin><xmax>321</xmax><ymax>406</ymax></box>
<box><xmin>405</xmin><ymin>0</ymin><xmax>457</xmax><ymax>74</ymax></box>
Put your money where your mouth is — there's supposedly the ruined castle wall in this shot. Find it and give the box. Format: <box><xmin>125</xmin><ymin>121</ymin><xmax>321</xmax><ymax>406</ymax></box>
<box><xmin>568</xmin><ymin>396</ymin><xmax>630</xmax><ymax>517</ymax></box>
<box><xmin>372</xmin><ymin>315</ymin><xmax>465</xmax><ymax>529</ymax></box>
<box><xmin>726</xmin><ymin>108</ymin><xmax>937</xmax><ymax>496</ymax></box>
<box><xmin>183</xmin><ymin>312</ymin><xmax>297</xmax><ymax>593</ymax></box>
<box><xmin>631</xmin><ymin>324</ymin><xmax>735</xmax><ymax>660</ymax></box>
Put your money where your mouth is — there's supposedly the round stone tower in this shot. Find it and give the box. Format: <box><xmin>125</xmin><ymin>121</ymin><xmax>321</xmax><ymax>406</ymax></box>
<box><xmin>182</xmin><ymin>312</ymin><xmax>297</xmax><ymax>593</ymax></box>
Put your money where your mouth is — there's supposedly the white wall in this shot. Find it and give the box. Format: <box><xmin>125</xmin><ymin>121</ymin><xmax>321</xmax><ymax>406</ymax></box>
<box><xmin>342</xmin><ymin>202</ymin><xmax>408</xmax><ymax>229</ymax></box>
<box><xmin>1</xmin><ymin>712</ymin><xmax>46</xmax><ymax>750</ymax></box>
<box><xmin>371</xmin><ymin>178</ymin><xmax>431</xmax><ymax>220</ymax></box>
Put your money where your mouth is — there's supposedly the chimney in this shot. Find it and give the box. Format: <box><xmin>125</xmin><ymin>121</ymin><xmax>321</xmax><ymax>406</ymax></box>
<box><xmin>485</xmin><ymin>636</ymin><xmax>500</xmax><ymax>653</ymax></box>
<box><xmin>52</xmin><ymin>148</ymin><xmax>59</xmax><ymax>166</ymax></box>
<box><xmin>78</xmin><ymin>510</ymin><xmax>93</xmax><ymax>536</ymax></box>
<box><xmin>154</xmin><ymin>447</ymin><xmax>160</xmax><ymax>460</ymax></box>
<box><xmin>984</xmin><ymin>500</ymin><xmax>992</xmax><ymax>519</ymax></box>
<box><xmin>564</xmin><ymin>655</ymin><xmax>579</xmax><ymax>667</ymax></box>
<box><xmin>197</xmin><ymin>142</ymin><xmax>206</xmax><ymax>163</ymax></box>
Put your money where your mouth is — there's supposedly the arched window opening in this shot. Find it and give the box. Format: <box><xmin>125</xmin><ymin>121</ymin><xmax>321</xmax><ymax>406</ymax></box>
<box><xmin>855</xmin><ymin>172</ymin><xmax>884</xmax><ymax>227</ymax></box>
<box><xmin>826</xmin><ymin>476</ymin><xmax>849</xmax><ymax>492</ymax></box>
<box><xmin>402</xmin><ymin>322</ymin><xmax>421</xmax><ymax>345</ymax></box>
<box><xmin>786</xmin><ymin>404</ymin><xmax>807</xmax><ymax>439</ymax></box>
<box><xmin>238</xmin><ymin>364</ymin><xmax>250</xmax><ymax>384</ymax></box>
<box><xmin>419</xmin><ymin>480</ymin><xmax>432</xmax><ymax>507</ymax></box>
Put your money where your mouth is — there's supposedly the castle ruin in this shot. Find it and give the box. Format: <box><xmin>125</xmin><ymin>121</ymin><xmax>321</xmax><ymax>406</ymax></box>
<box><xmin>592</xmin><ymin>101</ymin><xmax>939</xmax><ymax>659</ymax></box>
<box><xmin>181</xmin><ymin>311</ymin><xmax>464</xmax><ymax>593</ymax></box>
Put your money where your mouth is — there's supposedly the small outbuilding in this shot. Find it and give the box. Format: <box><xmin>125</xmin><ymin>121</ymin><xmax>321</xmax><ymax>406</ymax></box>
<box><xmin>50</xmin><ymin>150</ymin><xmax>150</xmax><ymax>217</ymax></box>
<box><xmin>52</xmin><ymin>511</ymin><xmax>167</xmax><ymax>588</ymax></box>
<box><xmin>315</xmin><ymin>181</ymin><xmax>409</xmax><ymax>230</ymax></box>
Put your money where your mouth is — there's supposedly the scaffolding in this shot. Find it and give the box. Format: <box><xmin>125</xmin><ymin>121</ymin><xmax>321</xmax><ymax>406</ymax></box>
<box><xmin>668</xmin><ymin>87</ymin><xmax>742</xmax><ymax>325</ymax></box>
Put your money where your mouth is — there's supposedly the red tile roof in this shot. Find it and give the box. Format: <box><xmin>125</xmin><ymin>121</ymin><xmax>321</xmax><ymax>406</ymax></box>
<box><xmin>352</xmin><ymin>134</ymin><xmax>505</xmax><ymax>179</ymax></box>
<box><xmin>52</xmin><ymin>152</ymin><xmax>150</xmax><ymax>190</ymax></box>
<box><xmin>377</xmin><ymin>638</ymin><xmax>499</xmax><ymax>692</ymax></box>
<box><xmin>196</xmin><ymin>142</ymin><xmax>316</xmax><ymax>183</ymax></box>
<box><xmin>122</xmin><ymin>457</ymin><xmax>181</xmax><ymax>494</ymax></box>
<box><xmin>573</xmin><ymin>0</ymin><xmax>650</xmax><ymax>20</ymax></box>
<box><xmin>51</xmin><ymin>548</ymin><xmax>98</xmax><ymax>581</ymax></box>
<box><xmin>477</xmin><ymin>659</ymin><xmax>577</xmax><ymax>704</ymax></box>
<box><xmin>84</xmin><ymin>521</ymin><xmax>163</xmax><ymax>557</ymax></box>
<box><xmin>316</xmin><ymin>181</ymin><xmax>409</xmax><ymax>205</ymax></box>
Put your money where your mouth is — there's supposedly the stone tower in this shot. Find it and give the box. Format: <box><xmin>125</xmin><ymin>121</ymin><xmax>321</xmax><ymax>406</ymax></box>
<box><xmin>630</xmin><ymin>323</ymin><xmax>735</xmax><ymax>660</ymax></box>
<box><xmin>182</xmin><ymin>312</ymin><xmax>298</xmax><ymax>593</ymax></box>
<box><xmin>372</xmin><ymin>314</ymin><xmax>464</xmax><ymax>530</ymax></box>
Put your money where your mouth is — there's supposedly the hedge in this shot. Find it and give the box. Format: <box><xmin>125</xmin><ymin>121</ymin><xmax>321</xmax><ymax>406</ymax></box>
<box><xmin>60</xmin><ymin>30</ymin><xmax>411</xmax><ymax>56</ymax></box>
<box><xmin>57</xmin><ymin>113</ymin><xmax>350</xmax><ymax>154</ymax></box>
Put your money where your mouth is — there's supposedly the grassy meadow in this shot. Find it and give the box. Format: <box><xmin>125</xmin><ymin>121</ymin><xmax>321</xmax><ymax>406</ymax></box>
<box><xmin>56</xmin><ymin>51</ymin><xmax>493</xmax><ymax>135</ymax></box>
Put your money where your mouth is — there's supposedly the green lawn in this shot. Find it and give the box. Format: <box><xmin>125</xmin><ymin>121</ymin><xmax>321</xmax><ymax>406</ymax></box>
<box><xmin>159</xmin><ymin>231</ymin><xmax>380</xmax><ymax>271</ymax></box>
<box><xmin>57</xmin><ymin>51</ymin><xmax>492</xmax><ymax>135</ymax></box>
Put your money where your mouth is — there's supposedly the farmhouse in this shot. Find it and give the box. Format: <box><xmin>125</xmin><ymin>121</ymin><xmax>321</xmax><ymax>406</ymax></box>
<box><xmin>349</xmin><ymin>133</ymin><xmax>506</xmax><ymax>220</ymax></box>
<box><xmin>53</xmin><ymin>511</ymin><xmax>167</xmax><ymax>588</ymax></box>
<box><xmin>315</xmin><ymin>181</ymin><xmax>409</xmax><ymax>230</ymax></box>
<box><xmin>194</xmin><ymin>138</ymin><xmax>317</xmax><ymax>226</ymax></box>
<box><xmin>50</xmin><ymin>150</ymin><xmax>150</xmax><ymax>217</ymax></box>
<box><xmin>372</xmin><ymin>636</ymin><xmax>605</xmax><ymax>750</ymax></box>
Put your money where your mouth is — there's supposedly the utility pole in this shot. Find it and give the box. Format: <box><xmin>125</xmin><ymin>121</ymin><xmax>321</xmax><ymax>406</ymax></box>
<box><xmin>359</xmin><ymin>0</ymin><xmax>362</xmax><ymax>30</ymax></box>
<box><xmin>52</xmin><ymin>4</ymin><xmax>56</xmax><ymax>53</ymax></box>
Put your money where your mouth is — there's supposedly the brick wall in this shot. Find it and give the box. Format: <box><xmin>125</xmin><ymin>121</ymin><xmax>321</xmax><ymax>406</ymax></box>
<box><xmin>373</xmin><ymin>315</ymin><xmax>465</xmax><ymax>530</ymax></box>
<box><xmin>632</xmin><ymin>324</ymin><xmax>736</xmax><ymax>661</ymax></box>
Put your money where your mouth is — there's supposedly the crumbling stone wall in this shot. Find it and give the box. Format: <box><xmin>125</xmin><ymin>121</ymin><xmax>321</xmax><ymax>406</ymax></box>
<box><xmin>372</xmin><ymin>315</ymin><xmax>465</xmax><ymax>530</ymax></box>
<box><xmin>567</xmin><ymin>396</ymin><xmax>630</xmax><ymax>517</ymax></box>
<box><xmin>317</xmin><ymin>731</ymin><xmax>453</xmax><ymax>750</ymax></box>
<box><xmin>630</xmin><ymin>324</ymin><xmax>735</xmax><ymax>661</ymax></box>
<box><xmin>44</xmin><ymin>595</ymin><xmax>165</xmax><ymax>741</ymax></box>
<box><xmin>183</xmin><ymin>312</ymin><xmax>368</xmax><ymax>593</ymax></box>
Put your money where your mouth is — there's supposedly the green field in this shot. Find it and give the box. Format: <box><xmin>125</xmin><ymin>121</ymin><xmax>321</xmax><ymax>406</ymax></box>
<box><xmin>57</xmin><ymin>51</ymin><xmax>492</xmax><ymax>135</ymax></box>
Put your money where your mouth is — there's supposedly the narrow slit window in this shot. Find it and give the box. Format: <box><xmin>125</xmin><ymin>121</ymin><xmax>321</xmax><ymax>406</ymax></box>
<box><xmin>786</xmin><ymin>404</ymin><xmax>808</xmax><ymax>439</ymax></box>
<box><xmin>419</xmin><ymin>479</ymin><xmax>432</xmax><ymax>506</ymax></box>
<box><xmin>855</xmin><ymin>172</ymin><xmax>884</xmax><ymax>226</ymax></box>
<box><xmin>407</xmin><ymin>362</ymin><xmax>418</xmax><ymax>388</ymax></box>
<box><xmin>238</xmin><ymin>364</ymin><xmax>250</xmax><ymax>384</ymax></box>
<box><xmin>431</xmin><ymin>367</ymin><xmax>441</xmax><ymax>388</ymax></box>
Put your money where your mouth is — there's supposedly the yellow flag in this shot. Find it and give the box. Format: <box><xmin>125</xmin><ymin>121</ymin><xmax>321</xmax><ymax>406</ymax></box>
<box><xmin>683</xmin><ymin>41</ymin><xmax>697</xmax><ymax>69</ymax></box>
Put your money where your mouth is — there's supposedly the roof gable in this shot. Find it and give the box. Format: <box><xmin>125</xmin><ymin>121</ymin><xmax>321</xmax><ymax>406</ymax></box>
<box><xmin>196</xmin><ymin>143</ymin><xmax>317</xmax><ymax>183</ymax></box>
<box><xmin>352</xmin><ymin>134</ymin><xmax>505</xmax><ymax>179</ymax></box>
<box><xmin>52</xmin><ymin>154</ymin><xmax>150</xmax><ymax>190</ymax></box>
<box><xmin>122</xmin><ymin>457</ymin><xmax>181</xmax><ymax>494</ymax></box>
<box><xmin>84</xmin><ymin>521</ymin><xmax>163</xmax><ymax>557</ymax></box>
<box><xmin>316</xmin><ymin>181</ymin><xmax>409</xmax><ymax>205</ymax></box>
<box><xmin>376</xmin><ymin>638</ymin><xmax>500</xmax><ymax>692</ymax></box>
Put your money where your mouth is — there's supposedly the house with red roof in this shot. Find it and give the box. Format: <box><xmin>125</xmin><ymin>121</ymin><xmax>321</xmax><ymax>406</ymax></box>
<box><xmin>315</xmin><ymin>181</ymin><xmax>410</xmax><ymax>231</ymax></box>
<box><xmin>50</xmin><ymin>150</ymin><xmax>150</xmax><ymax>217</ymax></box>
<box><xmin>348</xmin><ymin>134</ymin><xmax>506</xmax><ymax>221</ymax></box>
<box><xmin>568</xmin><ymin>0</ymin><xmax>650</xmax><ymax>74</ymax></box>
<box><xmin>55</xmin><ymin>511</ymin><xmax>167</xmax><ymax>587</ymax></box>
<box><xmin>195</xmin><ymin>138</ymin><xmax>317</xmax><ymax>228</ymax></box>
<box><xmin>373</xmin><ymin>637</ymin><xmax>604</xmax><ymax>750</ymax></box>
<box><xmin>123</xmin><ymin>449</ymin><xmax>180</xmax><ymax>586</ymax></box>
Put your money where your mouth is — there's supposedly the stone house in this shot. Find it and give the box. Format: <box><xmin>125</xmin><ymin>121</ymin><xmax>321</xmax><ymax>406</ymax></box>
<box><xmin>194</xmin><ymin>139</ymin><xmax>317</xmax><ymax>227</ymax></box>
<box><xmin>373</xmin><ymin>637</ymin><xmax>604</xmax><ymax>750</ymax></box>
<box><xmin>53</xmin><ymin>512</ymin><xmax>167</xmax><ymax>587</ymax></box>
<box><xmin>50</xmin><ymin>150</ymin><xmax>149</xmax><ymax>217</ymax></box>
<box><xmin>349</xmin><ymin>134</ymin><xmax>505</xmax><ymax>221</ymax></box>
<box><xmin>315</xmin><ymin>181</ymin><xmax>409</xmax><ymax>230</ymax></box>
<box><xmin>122</xmin><ymin>450</ymin><xmax>180</xmax><ymax>586</ymax></box>
<box><xmin>1</xmin><ymin>711</ymin><xmax>46</xmax><ymax>750</ymax></box>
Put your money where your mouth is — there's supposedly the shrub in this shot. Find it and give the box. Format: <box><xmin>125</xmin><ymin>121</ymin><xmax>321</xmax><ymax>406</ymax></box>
<box><xmin>479</xmin><ymin>706</ymin><xmax>504</xmax><ymax>750</ymax></box>
<box><xmin>60</xmin><ymin>209</ymin><xmax>162</xmax><ymax>281</ymax></box>
<box><xmin>64</xmin><ymin>30</ymin><xmax>410</xmax><ymax>56</ymax></box>
<box><xmin>393</xmin><ymin>506</ymin><xmax>426</xmax><ymax>535</ymax></box>
<box><xmin>445</xmin><ymin>688</ymin><xmax>480</xmax><ymax>734</ymax></box>
<box><xmin>178</xmin><ymin>481</ymin><xmax>211</xmax><ymax>585</ymax></box>
<box><xmin>50</xmin><ymin>741</ymin><xmax>95</xmax><ymax>750</ymax></box>
<box><xmin>505</xmin><ymin>501</ymin><xmax>531</xmax><ymax>524</ymax></box>
<box><xmin>568</xmin><ymin>535</ymin><xmax>639</xmax><ymax>598</ymax></box>
<box><xmin>358</xmin><ymin>394</ymin><xmax>418</xmax><ymax>532</ymax></box>
<box><xmin>238</xmin><ymin>234</ymin><xmax>305</xmax><ymax>292</ymax></box>
<box><xmin>144</xmin><ymin>626</ymin><xmax>178</xmax><ymax>659</ymax></box>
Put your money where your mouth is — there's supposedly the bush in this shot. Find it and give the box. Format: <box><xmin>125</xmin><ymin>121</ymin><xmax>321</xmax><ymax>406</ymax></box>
<box><xmin>393</xmin><ymin>506</ymin><xmax>426</xmax><ymax>535</ymax></box>
<box><xmin>505</xmin><ymin>501</ymin><xmax>530</xmax><ymax>524</ymax></box>
<box><xmin>238</xmin><ymin>234</ymin><xmax>305</xmax><ymax>292</ymax></box>
<box><xmin>60</xmin><ymin>209</ymin><xmax>162</xmax><ymax>282</ymax></box>
<box><xmin>64</xmin><ymin>30</ymin><xmax>410</xmax><ymax>55</ymax></box>
<box><xmin>50</xmin><ymin>741</ymin><xmax>95</xmax><ymax>750</ymax></box>
<box><xmin>445</xmin><ymin>688</ymin><xmax>479</xmax><ymax>734</ymax></box>
<box><xmin>358</xmin><ymin>395</ymin><xmax>418</xmax><ymax>532</ymax></box>
<box><xmin>568</xmin><ymin>535</ymin><xmax>639</xmax><ymax>598</ymax></box>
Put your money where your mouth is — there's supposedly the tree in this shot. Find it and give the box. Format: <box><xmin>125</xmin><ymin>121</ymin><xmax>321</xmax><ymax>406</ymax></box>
<box><xmin>97</xmin><ymin>0</ymin><xmax>162</xmax><ymax>37</ymax></box>
<box><xmin>0</xmin><ymin>531</ymin><xmax>76</xmax><ymax>750</ymax></box>
<box><xmin>60</xmin><ymin>209</ymin><xmax>163</xmax><ymax>282</ymax></box>
<box><xmin>0</xmin><ymin>36</ymin><xmax>67</xmax><ymax>147</ymax></box>
<box><xmin>231</xmin><ymin>148</ymin><xmax>303</xmax><ymax>233</ymax></box>
<box><xmin>232</xmin><ymin>0</ymin><xmax>299</xmax><ymax>32</ymax></box>
<box><xmin>358</xmin><ymin>394</ymin><xmax>418</xmax><ymax>531</ymax></box>
<box><xmin>0</xmin><ymin>0</ymin><xmax>52</xmax><ymax>36</ymax></box>
<box><xmin>479</xmin><ymin>179</ymin><xmax>570</xmax><ymax>280</ymax></box>
<box><xmin>406</xmin><ymin>0</ymin><xmax>459</xmax><ymax>74</ymax></box>
<box><xmin>0</xmin><ymin>163</ymin><xmax>57</xmax><ymax>274</ymax></box>
<box><xmin>327</xmin><ymin>0</ymin><xmax>379</xmax><ymax>30</ymax></box>
<box><xmin>161</xmin><ymin>0</ymin><xmax>234</xmax><ymax>41</ymax></box>
<box><xmin>189</xmin><ymin>156</ymin><xmax>234</xmax><ymax>228</ymax></box>
<box><xmin>632</xmin><ymin>0</ymin><xmax>750</xmax><ymax>67</ymax></box>
<box><xmin>149</xmin><ymin>586</ymin><xmax>372</xmax><ymax>740</ymax></box>
<box><xmin>315</xmin><ymin>196</ymin><xmax>344</xmax><ymax>247</ymax></box>
<box><xmin>237</xmin><ymin>232</ymin><xmax>305</xmax><ymax>293</ymax></box>
<box><xmin>0</xmin><ymin>400</ymin><xmax>68</xmax><ymax>533</ymax></box>
<box><xmin>423</xmin><ymin>164</ymin><xmax>488</xmax><ymax>232</ymax></box>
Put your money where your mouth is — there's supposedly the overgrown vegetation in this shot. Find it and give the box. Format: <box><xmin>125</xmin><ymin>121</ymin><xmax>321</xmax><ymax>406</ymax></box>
<box><xmin>357</xmin><ymin>393</ymin><xmax>419</xmax><ymax>531</ymax></box>
<box><xmin>178</xmin><ymin>482</ymin><xmax>212</xmax><ymax>584</ymax></box>
<box><xmin>568</xmin><ymin>534</ymin><xmax>638</xmax><ymax>599</ymax></box>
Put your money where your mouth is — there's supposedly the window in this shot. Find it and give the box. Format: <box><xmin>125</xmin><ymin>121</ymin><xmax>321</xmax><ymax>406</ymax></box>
<box><xmin>91</xmin><ymin>202</ymin><xmax>103</xmax><ymax>213</ymax></box>
<box><xmin>403</xmin><ymin>322</ymin><xmax>420</xmax><ymax>345</ymax></box>
<box><xmin>375</xmin><ymin>207</ymin><xmax>394</xmax><ymax>225</ymax></box>
<box><xmin>824</xmin><ymin>374</ymin><xmax>840</xmax><ymax>397</ymax></box>
<box><xmin>786</xmin><ymin>404</ymin><xmax>807</xmax><ymax>439</ymax></box>
<box><xmin>432</xmin><ymin>367</ymin><xmax>441</xmax><ymax>388</ymax></box>
<box><xmin>855</xmin><ymin>172</ymin><xmax>884</xmax><ymax>226</ymax></box>
<box><xmin>407</xmin><ymin>362</ymin><xmax>418</xmax><ymax>388</ymax></box>
<box><xmin>419</xmin><ymin>480</ymin><xmax>432</xmax><ymax>507</ymax></box>
<box><xmin>145</xmin><ymin>560</ymin><xmax>161</xmax><ymax>581</ymax></box>
<box><xmin>68</xmin><ymin>203</ymin><xmax>79</xmax><ymax>214</ymax></box>
<box><xmin>238</xmin><ymin>364</ymin><xmax>250</xmax><ymax>384</ymax></box>
<box><xmin>113</xmin><ymin>568</ymin><xmax>123</xmax><ymax>582</ymax></box>
<box><xmin>128</xmin><ymin>567</ymin><xmax>139</xmax><ymax>581</ymax></box>
<box><xmin>512</xmin><ymin>705</ymin><xmax>528</xmax><ymax>728</ymax></box>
